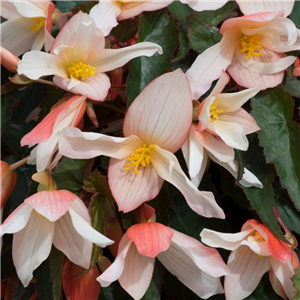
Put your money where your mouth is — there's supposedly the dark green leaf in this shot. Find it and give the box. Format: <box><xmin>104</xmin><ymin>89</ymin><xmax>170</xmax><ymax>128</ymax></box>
<box><xmin>52</xmin><ymin>157</ymin><xmax>92</xmax><ymax>195</ymax></box>
<box><xmin>99</xmin><ymin>280</ymin><xmax>132</xmax><ymax>300</ymax></box>
<box><xmin>282</xmin><ymin>74</ymin><xmax>300</xmax><ymax>98</ymax></box>
<box><xmin>1</xmin><ymin>96</ymin><xmax>13</xmax><ymax>134</ymax></box>
<box><xmin>234</xmin><ymin>149</ymin><xmax>244</xmax><ymax>183</ymax></box>
<box><xmin>50</xmin><ymin>246</ymin><xmax>64</xmax><ymax>300</ymax></box>
<box><xmin>251</xmin><ymin>86</ymin><xmax>300</xmax><ymax>211</ymax></box>
<box><xmin>290</xmin><ymin>1</ymin><xmax>300</xmax><ymax>29</ymax></box>
<box><xmin>34</xmin><ymin>258</ymin><xmax>53</xmax><ymax>300</ymax></box>
<box><xmin>126</xmin><ymin>9</ymin><xmax>178</xmax><ymax>105</ymax></box>
<box><xmin>111</xmin><ymin>18</ymin><xmax>139</xmax><ymax>43</ymax></box>
<box><xmin>293</xmin><ymin>268</ymin><xmax>300</xmax><ymax>300</ymax></box>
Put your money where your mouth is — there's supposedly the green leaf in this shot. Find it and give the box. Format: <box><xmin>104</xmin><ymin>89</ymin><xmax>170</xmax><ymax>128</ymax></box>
<box><xmin>52</xmin><ymin>157</ymin><xmax>92</xmax><ymax>195</ymax></box>
<box><xmin>290</xmin><ymin>1</ymin><xmax>300</xmax><ymax>29</ymax></box>
<box><xmin>55</xmin><ymin>1</ymin><xmax>87</xmax><ymax>13</ymax></box>
<box><xmin>99</xmin><ymin>281</ymin><xmax>132</xmax><ymax>300</ymax></box>
<box><xmin>126</xmin><ymin>9</ymin><xmax>178</xmax><ymax>105</ymax></box>
<box><xmin>251</xmin><ymin>86</ymin><xmax>300</xmax><ymax>211</ymax></box>
<box><xmin>1</xmin><ymin>96</ymin><xmax>13</xmax><ymax>134</ymax></box>
<box><xmin>241</xmin><ymin>134</ymin><xmax>284</xmax><ymax>240</ymax></box>
<box><xmin>282</xmin><ymin>74</ymin><xmax>300</xmax><ymax>98</ymax></box>
<box><xmin>111</xmin><ymin>18</ymin><xmax>139</xmax><ymax>43</ymax></box>
<box><xmin>71</xmin><ymin>1</ymin><xmax>96</xmax><ymax>14</ymax></box>
<box><xmin>234</xmin><ymin>149</ymin><xmax>244</xmax><ymax>183</ymax></box>
<box><xmin>293</xmin><ymin>268</ymin><xmax>300</xmax><ymax>300</ymax></box>
<box><xmin>50</xmin><ymin>246</ymin><xmax>64</xmax><ymax>300</ymax></box>
<box><xmin>188</xmin><ymin>25</ymin><xmax>222</xmax><ymax>53</ymax></box>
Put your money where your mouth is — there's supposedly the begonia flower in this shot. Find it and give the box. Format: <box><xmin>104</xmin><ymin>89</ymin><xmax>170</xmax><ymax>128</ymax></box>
<box><xmin>0</xmin><ymin>0</ymin><xmax>55</xmax><ymax>56</ymax></box>
<box><xmin>0</xmin><ymin>161</ymin><xmax>17</xmax><ymax>209</ymax></box>
<box><xmin>0</xmin><ymin>189</ymin><xmax>114</xmax><ymax>287</ymax></box>
<box><xmin>98</xmin><ymin>222</ymin><xmax>230</xmax><ymax>299</ymax></box>
<box><xmin>17</xmin><ymin>11</ymin><xmax>162</xmax><ymax>101</ymax></box>
<box><xmin>57</xmin><ymin>69</ymin><xmax>225</xmax><ymax>219</ymax></box>
<box><xmin>186</xmin><ymin>11</ymin><xmax>300</xmax><ymax>99</ymax></box>
<box><xmin>182</xmin><ymin>71</ymin><xmax>262</xmax><ymax>187</ymax></box>
<box><xmin>200</xmin><ymin>219</ymin><xmax>299</xmax><ymax>300</ymax></box>
<box><xmin>89</xmin><ymin>0</ymin><xmax>173</xmax><ymax>36</ymax></box>
<box><xmin>180</xmin><ymin>0</ymin><xmax>294</xmax><ymax>16</ymax></box>
<box><xmin>21</xmin><ymin>95</ymin><xmax>87</xmax><ymax>172</ymax></box>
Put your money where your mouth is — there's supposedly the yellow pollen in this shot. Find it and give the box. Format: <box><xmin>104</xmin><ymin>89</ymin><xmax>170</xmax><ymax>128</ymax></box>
<box><xmin>68</xmin><ymin>61</ymin><xmax>96</xmax><ymax>80</ymax></box>
<box><xmin>258</xmin><ymin>254</ymin><xmax>262</xmax><ymax>259</ymax></box>
<box><xmin>29</xmin><ymin>17</ymin><xmax>46</xmax><ymax>33</ymax></box>
<box><xmin>125</xmin><ymin>144</ymin><xmax>153</xmax><ymax>175</ymax></box>
<box><xmin>209</xmin><ymin>100</ymin><xmax>223</xmax><ymax>122</ymax></box>
<box><xmin>253</xmin><ymin>231</ymin><xmax>265</xmax><ymax>242</ymax></box>
<box><xmin>240</xmin><ymin>34</ymin><xmax>263</xmax><ymax>59</ymax></box>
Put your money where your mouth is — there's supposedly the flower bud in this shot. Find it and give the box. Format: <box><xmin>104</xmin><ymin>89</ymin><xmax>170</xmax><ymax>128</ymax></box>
<box><xmin>134</xmin><ymin>203</ymin><xmax>156</xmax><ymax>223</ymax></box>
<box><xmin>1</xmin><ymin>161</ymin><xmax>17</xmax><ymax>208</ymax></box>
<box><xmin>0</xmin><ymin>47</ymin><xmax>20</xmax><ymax>73</ymax></box>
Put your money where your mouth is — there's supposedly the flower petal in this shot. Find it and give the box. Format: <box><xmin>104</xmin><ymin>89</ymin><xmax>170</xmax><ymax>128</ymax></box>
<box><xmin>68</xmin><ymin>206</ymin><xmax>114</xmax><ymax>248</ymax></box>
<box><xmin>89</xmin><ymin>2</ymin><xmax>121</xmax><ymax>36</ymax></box>
<box><xmin>224</xmin><ymin>246</ymin><xmax>271</xmax><ymax>300</ymax></box>
<box><xmin>0</xmin><ymin>203</ymin><xmax>33</xmax><ymax>236</ymax></box>
<box><xmin>58</xmin><ymin>127</ymin><xmax>142</xmax><ymax>160</ymax></box>
<box><xmin>53</xmin><ymin>72</ymin><xmax>111</xmax><ymax>101</ymax></box>
<box><xmin>13</xmin><ymin>211</ymin><xmax>54</xmax><ymax>287</ymax></box>
<box><xmin>31</xmin><ymin>27</ymin><xmax>45</xmax><ymax>51</ymax></box>
<box><xmin>108</xmin><ymin>158</ymin><xmax>164</xmax><ymax>213</ymax></box>
<box><xmin>53</xmin><ymin>212</ymin><xmax>92</xmax><ymax>269</ymax></box>
<box><xmin>236</xmin><ymin>0</ymin><xmax>295</xmax><ymax>17</ymax></box>
<box><xmin>18</xmin><ymin>51</ymin><xmax>67</xmax><ymax>79</ymax></box>
<box><xmin>24</xmin><ymin>190</ymin><xmax>76</xmax><ymax>222</ymax></box>
<box><xmin>1</xmin><ymin>0</ymin><xmax>20</xmax><ymax>19</ymax></box>
<box><xmin>13</xmin><ymin>1</ymin><xmax>48</xmax><ymax>18</ymax></box>
<box><xmin>186</xmin><ymin>31</ymin><xmax>237</xmax><ymax>100</ymax></box>
<box><xmin>269</xmin><ymin>267</ymin><xmax>288</xmax><ymax>299</ymax></box>
<box><xmin>152</xmin><ymin>145</ymin><xmax>225</xmax><ymax>219</ymax></box>
<box><xmin>182</xmin><ymin>0</ymin><xmax>228</xmax><ymax>11</ymax></box>
<box><xmin>123</xmin><ymin>69</ymin><xmax>192</xmax><ymax>153</ymax></box>
<box><xmin>126</xmin><ymin>223</ymin><xmax>173</xmax><ymax>257</ymax></box>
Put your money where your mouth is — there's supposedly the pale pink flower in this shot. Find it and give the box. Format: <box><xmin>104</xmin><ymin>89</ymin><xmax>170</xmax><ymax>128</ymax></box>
<box><xmin>98</xmin><ymin>222</ymin><xmax>230</xmax><ymax>299</ymax></box>
<box><xmin>186</xmin><ymin>11</ymin><xmax>300</xmax><ymax>99</ymax></box>
<box><xmin>182</xmin><ymin>71</ymin><xmax>262</xmax><ymax>187</ymax></box>
<box><xmin>90</xmin><ymin>0</ymin><xmax>173</xmax><ymax>36</ymax></box>
<box><xmin>201</xmin><ymin>219</ymin><xmax>299</xmax><ymax>300</ymax></box>
<box><xmin>21</xmin><ymin>95</ymin><xmax>87</xmax><ymax>172</ymax></box>
<box><xmin>0</xmin><ymin>0</ymin><xmax>55</xmax><ymax>56</ymax></box>
<box><xmin>180</xmin><ymin>0</ymin><xmax>294</xmax><ymax>16</ymax></box>
<box><xmin>17</xmin><ymin>11</ymin><xmax>162</xmax><ymax>101</ymax></box>
<box><xmin>57</xmin><ymin>69</ymin><xmax>225</xmax><ymax>219</ymax></box>
<box><xmin>0</xmin><ymin>190</ymin><xmax>114</xmax><ymax>287</ymax></box>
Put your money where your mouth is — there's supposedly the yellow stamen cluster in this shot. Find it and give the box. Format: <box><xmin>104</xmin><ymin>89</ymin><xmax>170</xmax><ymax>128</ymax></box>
<box><xmin>68</xmin><ymin>61</ymin><xmax>96</xmax><ymax>80</ymax></box>
<box><xmin>253</xmin><ymin>231</ymin><xmax>265</xmax><ymax>242</ymax></box>
<box><xmin>125</xmin><ymin>144</ymin><xmax>153</xmax><ymax>175</ymax></box>
<box><xmin>209</xmin><ymin>100</ymin><xmax>223</xmax><ymax>122</ymax></box>
<box><xmin>240</xmin><ymin>34</ymin><xmax>263</xmax><ymax>59</ymax></box>
<box><xmin>29</xmin><ymin>17</ymin><xmax>46</xmax><ymax>33</ymax></box>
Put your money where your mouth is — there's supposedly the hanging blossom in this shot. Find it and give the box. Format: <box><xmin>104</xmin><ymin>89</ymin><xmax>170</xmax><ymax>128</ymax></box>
<box><xmin>97</xmin><ymin>221</ymin><xmax>230</xmax><ymax>299</ymax></box>
<box><xmin>18</xmin><ymin>11</ymin><xmax>162</xmax><ymax>101</ymax></box>
<box><xmin>57</xmin><ymin>69</ymin><xmax>225</xmax><ymax>219</ymax></box>
<box><xmin>186</xmin><ymin>11</ymin><xmax>300</xmax><ymax>99</ymax></box>
<box><xmin>180</xmin><ymin>0</ymin><xmax>294</xmax><ymax>16</ymax></box>
<box><xmin>182</xmin><ymin>71</ymin><xmax>262</xmax><ymax>188</ymax></box>
<box><xmin>200</xmin><ymin>219</ymin><xmax>299</xmax><ymax>300</ymax></box>
<box><xmin>0</xmin><ymin>184</ymin><xmax>114</xmax><ymax>287</ymax></box>
<box><xmin>0</xmin><ymin>0</ymin><xmax>55</xmax><ymax>56</ymax></box>
<box><xmin>21</xmin><ymin>95</ymin><xmax>87</xmax><ymax>172</ymax></box>
<box><xmin>89</xmin><ymin>0</ymin><xmax>173</xmax><ymax>36</ymax></box>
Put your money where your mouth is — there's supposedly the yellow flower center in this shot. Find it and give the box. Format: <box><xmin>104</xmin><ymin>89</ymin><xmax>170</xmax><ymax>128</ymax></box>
<box><xmin>252</xmin><ymin>231</ymin><xmax>265</xmax><ymax>242</ymax></box>
<box><xmin>29</xmin><ymin>17</ymin><xmax>46</xmax><ymax>33</ymax></box>
<box><xmin>125</xmin><ymin>144</ymin><xmax>153</xmax><ymax>175</ymax></box>
<box><xmin>209</xmin><ymin>100</ymin><xmax>223</xmax><ymax>122</ymax></box>
<box><xmin>68</xmin><ymin>61</ymin><xmax>96</xmax><ymax>80</ymax></box>
<box><xmin>240</xmin><ymin>34</ymin><xmax>263</xmax><ymax>59</ymax></box>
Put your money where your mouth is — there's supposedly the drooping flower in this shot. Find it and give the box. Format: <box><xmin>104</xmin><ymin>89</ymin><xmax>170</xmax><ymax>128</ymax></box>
<box><xmin>0</xmin><ymin>189</ymin><xmax>114</xmax><ymax>287</ymax></box>
<box><xmin>0</xmin><ymin>0</ymin><xmax>55</xmax><ymax>56</ymax></box>
<box><xmin>180</xmin><ymin>0</ymin><xmax>295</xmax><ymax>16</ymax></box>
<box><xmin>89</xmin><ymin>0</ymin><xmax>173</xmax><ymax>36</ymax></box>
<box><xmin>186</xmin><ymin>11</ymin><xmax>300</xmax><ymax>99</ymax></box>
<box><xmin>98</xmin><ymin>222</ymin><xmax>230</xmax><ymax>299</ymax></box>
<box><xmin>182</xmin><ymin>71</ymin><xmax>262</xmax><ymax>188</ymax></box>
<box><xmin>17</xmin><ymin>11</ymin><xmax>162</xmax><ymax>101</ymax></box>
<box><xmin>21</xmin><ymin>95</ymin><xmax>87</xmax><ymax>172</ymax></box>
<box><xmin>200</xmin><ymin>219</ymin><xmax>299</xmax><ymax>300</ymax></box>
<box><xmin>58</xmin><ymin>69</ymin><xmax>225</xmax><ymax>219</ymax></box>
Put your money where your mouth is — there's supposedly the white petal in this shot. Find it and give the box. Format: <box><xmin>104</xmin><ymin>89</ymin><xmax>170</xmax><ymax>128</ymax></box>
<box><xmin>31</xmin><ymin>27</ymin><xmax>45</xmax><ymax>51</ymax></box>
<box><xmin>183</xmin><ymin>0</ymin><xmax>229</xmax><ymax>11</ymax></box>
<box><xmin>13</xmin><ymin>1</ymin><xmax>47</xmax><ymax>18</ymax></box>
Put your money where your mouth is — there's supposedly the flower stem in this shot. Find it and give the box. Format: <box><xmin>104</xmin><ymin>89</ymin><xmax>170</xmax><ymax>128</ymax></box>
<box><xmin>10</xmin><ymin>157</ymin><xmax>28</xmax><ymax>171</ymax></box>
<box><xmin>35</xmin><ymin>79</ymin><xmax>56</xmax><ymax>86</ymax></box>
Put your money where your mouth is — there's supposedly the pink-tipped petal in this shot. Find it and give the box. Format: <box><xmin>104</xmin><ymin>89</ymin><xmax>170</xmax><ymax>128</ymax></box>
<box><xmin>13</xmin><ymin>211</ymin><xmax>54</xmax><ymax>287</ymax></box>
<box><xmin>124</xmin><ymin>69</ymin><xmax>192</xmax><ymax>153</ymax></box>
<box><xmin>58</xmin><ymin>127</ymin><xmax>142</xmax><ymax>160</ymax></box>
<box><xmin>53</xmin><ymin>73</ymin><xmax>111</xmax><ymax>101</ymax></box>
<box><xmin>53</xmin><ymin>212</ymin><xmax>92</xmax><ymax>269</ymax></box>
<box><xmin>224</xmin><ymin>246</ymin><xmax>271</xmax><ymax>300</ymax></box>
<box><xmin>89</xmin><ymin>2</ymin><xmax>121</xmax><ymax>36</ymax></box>
<box><xmin>24</xmin><ymin>190</ymin><xmax>76</xmax><ymax>222</ymax></box>
<box><xmin>108</xmin><ymin>158</ymin><xmax>164</xmax><ymax>213</ymax></box>
<box><xmin>152</xmin><ymin>145</ymin><xmax>225</xmax><ymax>219</ymax></box>
<box><xmin>0</xmin><ymin>203</ymin><xmax>33</xmax><ymax>236</ymax></box>
<box><xmin>127</xmin><ymin>223</ymin><xmax>173</xmax><ymax>257</ymax></box>
<box><xmin>186</xmin><ymin>31</ymin><xmax>237</xmax><ymax>100</ymax></box>
<box><xmin>236</xmin><ymin>0</ymin><xmax>295</xmax><ymax>17</ymax></box>
<box><xmin>18</xmin><ymin>51</ymin><xmax>67</xmax><ymax>79</ymax></box>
